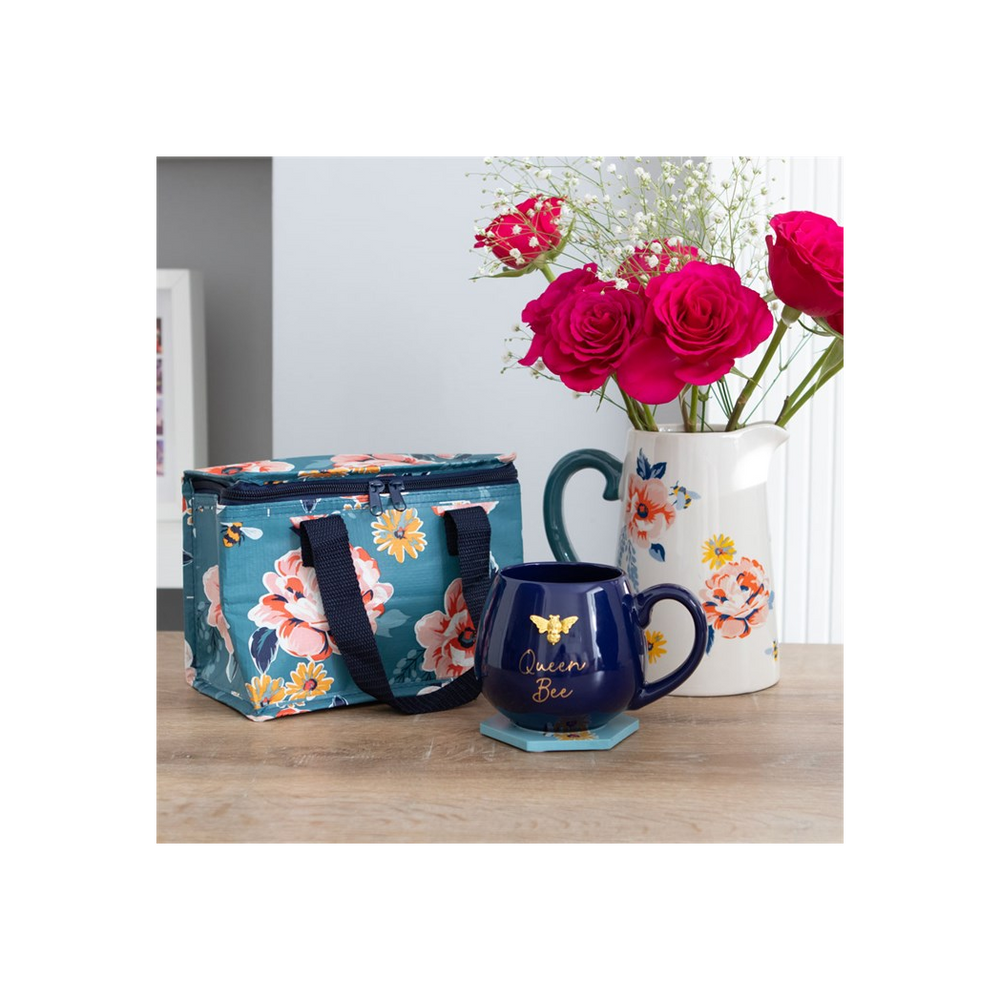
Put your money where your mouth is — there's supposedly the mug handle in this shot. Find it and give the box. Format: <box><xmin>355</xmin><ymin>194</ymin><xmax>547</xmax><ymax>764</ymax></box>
<box><xmin>543</xmin><ymin>449</ymin><xmax>623</xmax><ymax>561</ymax></box>
<box><xmin>628</xmin><ymin>584</ymin><xmax>708</xmax><ymax>709</ymax></box>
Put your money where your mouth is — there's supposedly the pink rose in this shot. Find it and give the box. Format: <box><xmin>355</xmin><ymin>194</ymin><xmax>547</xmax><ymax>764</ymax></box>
<box><xmin>766</xmin><ymin>211</ymin><xmax>843</xmax><ymax>333</ymax></box>
<box><xmin>616</xmin><ymin>262</ymin><xmax>772</xmax><ymax>403</ymax></box>
<box><xmin>475</xmin><ymin>196</ymin><xmax>563</xmax><ymax>269</ymax></box>
<box><xmin>520</xmin><ymin>264</ymin><xmax>600</xmax><ymax>347</ymax></box>
<box><xmin>519</xmin><ymin>264</ymin><xmax>645</xmax><ymax>392</ymax></box>
<box><xmin>616</xmin><ymin>242</ymin><xmax>700</xmax><ymax>288</ymax></box>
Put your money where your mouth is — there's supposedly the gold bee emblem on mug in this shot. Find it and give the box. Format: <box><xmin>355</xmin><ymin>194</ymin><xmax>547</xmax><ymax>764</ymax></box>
<box><xmin>529</xmin><ymin>614</ymin><xmax>579</xmax><ymax>645</ymax></box>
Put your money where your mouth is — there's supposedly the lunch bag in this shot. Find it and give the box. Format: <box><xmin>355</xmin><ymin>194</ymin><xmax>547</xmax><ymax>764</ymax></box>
<box><xmin>182</xmin><ymin>452</ymin><xmax>522</xmax><ymax>720</ymax></box>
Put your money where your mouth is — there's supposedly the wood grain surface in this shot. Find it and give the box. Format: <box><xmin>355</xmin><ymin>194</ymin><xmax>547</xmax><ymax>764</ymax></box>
<box><xmin>157</xmin><ymin>632</ymin><xmax>843</xmax><ymax>843</ymax></box>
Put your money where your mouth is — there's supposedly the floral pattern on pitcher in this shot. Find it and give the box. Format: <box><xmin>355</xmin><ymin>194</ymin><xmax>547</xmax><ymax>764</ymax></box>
<box><xmin>701</xmin><ymin>555</ymin><xmax>771</xmax><ymax>651</ymax></box>
<box><xmin>702</xmin><ymin>533</ymin><xmax>737</xmax><ymax>571</ymax></box>
<box><xmin>617</xmin><ymin>447</ymin><xmax>700</xmax><ymax>585</ymax></box>
<box><xmin>645</xmin><ymin>629</ymin><xmax>667</xmax><ymax>664</ymax></box>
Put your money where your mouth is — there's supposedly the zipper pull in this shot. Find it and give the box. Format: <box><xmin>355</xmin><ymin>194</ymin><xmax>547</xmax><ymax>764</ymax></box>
<box><xmin>386</xmin><ymin>478</ymin><xmax>407</xmax><ymax>511</ymax></box>
<box><xmin>367</xmin><ymin>479</ymin><xmax>385</xmax><ymax>515</ymax></box>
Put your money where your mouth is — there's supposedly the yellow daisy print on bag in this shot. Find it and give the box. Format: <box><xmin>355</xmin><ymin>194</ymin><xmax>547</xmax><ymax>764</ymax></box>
<box><xmin>285</xmin><ymin>661</ymin><xmax>335</xmax><ymax>701</ymax></box>
<box><xmin>371</xmin><ymin>507</ymin><xmax>427</xmax><ymax>563</ymax></box>
<box><xmin>245</xmin><ymin>674</ymin><xmax>287</xmax><ymax>710</ymax></box>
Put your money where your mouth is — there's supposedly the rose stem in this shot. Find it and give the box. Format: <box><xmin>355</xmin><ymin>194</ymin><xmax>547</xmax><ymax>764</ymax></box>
<box><xmin>617</xmin><ymin>382</ymin><xmax>641</xmax><ymax>430</ymax></box>
<box><xmin>774</xmin><ymin>349</ymin><xmax>830</xmax><ymax>425</ymax></box>
<box><xmin>776</xmin><ymin>358</ymin><xmax>843</xmax><ymax>427</ymax></box>
<box><xmin>539</xmin><ymin>262</ymin><xmax>557</xmax><ymax>283</ymax></box>
<box><xmin>726</xmin><ymin>304</ymin><xmax>801</xmax><ymax>431</ymax></box>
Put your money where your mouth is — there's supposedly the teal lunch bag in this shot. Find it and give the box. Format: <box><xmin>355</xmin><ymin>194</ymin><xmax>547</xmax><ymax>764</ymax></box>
<box><xmin>182</xmin><ymin>452</ymin><xmax>523</xmax><ymax>720</ymax></box>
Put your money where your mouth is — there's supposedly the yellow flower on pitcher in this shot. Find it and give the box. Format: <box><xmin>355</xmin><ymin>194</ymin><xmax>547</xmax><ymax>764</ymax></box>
<box><xmin>245</xmin><ymin>674</ymin><xmax>286</xmax><ymax>711</ymax></box>
<box><xmin>284</xmin><ymin>661</ymin><xmax>335</xmax><ymax>701</ymax></box>
<box><xmin>645</xmin><ymin>629</ymin><xmax>667</xmax><ymax>663</ymax></box>
<box><xmin>702</xmin><ymin>533</ymin><xmax>736</xmax><ymax>571</ymax></box>
<box><xmin>371</xmin><ymin>507</ymin><xmax>427</xmax><ymax>563</ymax></box>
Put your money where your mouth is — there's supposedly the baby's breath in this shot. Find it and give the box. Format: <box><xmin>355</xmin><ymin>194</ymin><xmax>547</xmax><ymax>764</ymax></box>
<box><xmin>471</xmin><ymin>156</ymin><xmax>772</xmax><ymax>290</ymax></box>
<box><xmin>472</xmin><ymin>156</ymin><xmax>827</xmax><ymax>430</ymax></box>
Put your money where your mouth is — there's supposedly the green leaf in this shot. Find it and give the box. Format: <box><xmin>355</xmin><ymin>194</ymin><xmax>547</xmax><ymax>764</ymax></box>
<box><xmin>810</xmin><ymin>317</ymin><xmax>844</xmax><ymax>338</ymax></box>
<box><xmin>596</xmin><ymin>377</ymin><xmax>609</xmax><ymax>411</ymax></box>
<box><xmin>480</xmin><ymin>266</ymin><xmax>538</xmax><ymax>279</ymax></box>
<box><xmin>819</xmin><ymin>338</ymin><xmax>844</xmax><ymax>377</ymax></box>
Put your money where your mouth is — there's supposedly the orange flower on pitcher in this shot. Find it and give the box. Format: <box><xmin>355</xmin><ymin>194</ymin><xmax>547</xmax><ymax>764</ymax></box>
<box><xmin>701</xmin><ymin>557</ymin><xmax>771</xmax><ymax>640</ymax></box>
<box><xmin>624</xmin><ymin>474</ymin><xmax>675</xmax><ymax>548</ymax></box>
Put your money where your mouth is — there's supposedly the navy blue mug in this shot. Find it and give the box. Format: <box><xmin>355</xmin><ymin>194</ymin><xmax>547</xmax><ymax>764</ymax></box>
<box><xmin>475</xmin><ymin>562</ymin><xmax>708</xmax><ymax>732</ymax></box>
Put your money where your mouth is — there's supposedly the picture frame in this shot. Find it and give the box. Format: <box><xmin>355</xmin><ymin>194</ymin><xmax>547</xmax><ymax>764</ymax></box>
<box><xmin>157</xmin><ymin>269</ymin><xmax>207</xmax><ymax>588</ymax></box>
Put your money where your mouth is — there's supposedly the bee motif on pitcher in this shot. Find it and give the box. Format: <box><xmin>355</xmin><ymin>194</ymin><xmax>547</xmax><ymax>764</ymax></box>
<box><xmin>221</xmin><ymin>521</ymin><xmax>263</xmax><ymax>547</ymax></box>
<box><xmin>529</xmin><ymin>614</ymin><xmax>579</xmax><ymax>645</ymax></box>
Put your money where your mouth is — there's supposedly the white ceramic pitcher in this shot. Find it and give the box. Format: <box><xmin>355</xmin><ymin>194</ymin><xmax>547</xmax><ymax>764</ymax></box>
<box><xmin>543</xmin><ymin>423</ymin><xmax>788</xmax><ymax>696</ymax></box>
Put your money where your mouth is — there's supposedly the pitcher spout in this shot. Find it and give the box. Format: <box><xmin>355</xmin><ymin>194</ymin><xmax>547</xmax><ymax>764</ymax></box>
<box><xmin>732</xmin><ymin>421</ymin><xmax>789</xmax><ymax>488</ymax></box>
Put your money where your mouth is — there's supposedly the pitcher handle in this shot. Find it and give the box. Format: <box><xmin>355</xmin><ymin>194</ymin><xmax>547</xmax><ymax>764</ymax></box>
<box><xmin>543</xmin><ymin>449</ymin><xmax>623</xmax><ymax>562</ymax></box>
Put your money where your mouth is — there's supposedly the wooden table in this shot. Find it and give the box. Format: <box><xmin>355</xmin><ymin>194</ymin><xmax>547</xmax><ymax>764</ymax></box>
<box><xmin>157</xmin><ymin>633</ymin><xmax>842</xmax><ymax>843</ymax></box>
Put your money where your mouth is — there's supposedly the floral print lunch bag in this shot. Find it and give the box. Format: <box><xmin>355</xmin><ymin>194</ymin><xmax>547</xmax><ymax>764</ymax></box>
<box><xmin>182</xmin><ymin>452</ymin><xmax>522</xmax><ymax>720</ymax></box>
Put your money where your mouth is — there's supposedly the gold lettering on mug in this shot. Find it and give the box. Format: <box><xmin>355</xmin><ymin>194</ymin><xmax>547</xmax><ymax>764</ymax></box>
<box><xmin>532</xmin><ymin>677</ymin><xmax>574</xmax><ymax>703</ymax></box>
<box><xmin>518</xmin><ymin>649</ymin><xmax>588</xmax><ymax>676</ymax></box>
<box><xmin>518</xmin><ymin>649</ymin><xmax>587</xmax><ymax>702</ymax></box>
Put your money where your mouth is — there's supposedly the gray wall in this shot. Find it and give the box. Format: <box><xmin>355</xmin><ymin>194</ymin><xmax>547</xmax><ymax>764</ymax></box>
<box><xmin>157</xmin><ymin>157</ymin><xmax>273</xmax><ymax>462</ymax></box>
<box><xmin>156</xmin><ymin>157</ymin><xmax>273</xmax><ymax>628</ymax></box>
<box><xmin>272</xmin><ymin>156</ymin><xmax>680</xmax><ymax>566</ymax></box>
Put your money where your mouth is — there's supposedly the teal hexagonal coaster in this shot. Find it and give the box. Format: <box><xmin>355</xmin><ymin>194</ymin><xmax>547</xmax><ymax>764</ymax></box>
<box><xmin>479</xmin><ymin>713</ymin><xmax>639</xmax><ymax>752</ymax></box>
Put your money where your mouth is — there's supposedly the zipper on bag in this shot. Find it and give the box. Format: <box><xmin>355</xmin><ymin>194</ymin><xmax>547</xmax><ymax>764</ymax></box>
<box><xmin>205</xmin><ymin>464</ymin><xmax>519</xmax><ymax>512</ymax></box>
<box><xmin>367</xmin><ymin>479</ymin><xmax>386</xmax><ymax>515</ymax></box>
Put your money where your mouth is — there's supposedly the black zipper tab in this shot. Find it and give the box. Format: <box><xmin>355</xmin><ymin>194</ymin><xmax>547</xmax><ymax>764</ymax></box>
<box><xmin>368</xmin><ymin>479</ymin><xmax>385</xmax><ymax>516</ymax></box>
<box><xmin>386</xmin><ymin>478</ymin><xmax>407</xmax><ymax>511</ymax></box>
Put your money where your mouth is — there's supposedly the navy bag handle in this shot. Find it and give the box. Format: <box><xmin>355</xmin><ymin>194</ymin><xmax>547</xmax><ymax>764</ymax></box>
<box><xmin>300</xmin><ymin>507</ymin><xmax>492</xmax><ymax>714</ymax></box>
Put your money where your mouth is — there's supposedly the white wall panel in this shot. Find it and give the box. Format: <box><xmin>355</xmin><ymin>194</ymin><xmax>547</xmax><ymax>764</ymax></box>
<box><xmin>708</xmin><ymin>155</ymin><xmax>844</xmax><ymax>643</ymax></box>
